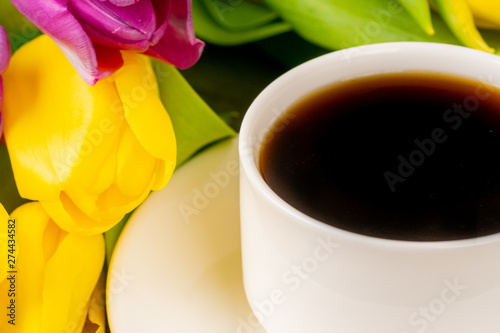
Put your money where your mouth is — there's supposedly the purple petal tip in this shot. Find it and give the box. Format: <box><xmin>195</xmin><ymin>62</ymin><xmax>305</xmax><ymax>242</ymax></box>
<box><xmin>0</xmin><ymin>26</ymin><xmax>11</xmax><ymax>74</ymax></box>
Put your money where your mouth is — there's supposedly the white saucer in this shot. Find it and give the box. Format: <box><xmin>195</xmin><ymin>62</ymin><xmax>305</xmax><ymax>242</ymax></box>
<box><xmin>107</xmin><ymin>137</ymin><xmax>267</xmax><ymax>333</ymax></box>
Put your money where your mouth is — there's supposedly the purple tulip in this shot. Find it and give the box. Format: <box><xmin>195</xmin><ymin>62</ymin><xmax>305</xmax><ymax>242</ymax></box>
<box><xmin>0</xmin><ymin>26</ymin><xmax>11</xmax><ymax>137</ymax></box>
<box><xmin>11</xmin><ymin>0</ymin><xmax>204</xmax><ymax>85</ymax></box>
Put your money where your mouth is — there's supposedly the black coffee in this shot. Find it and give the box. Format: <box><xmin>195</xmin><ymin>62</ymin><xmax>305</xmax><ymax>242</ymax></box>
<box><xmin>259</xmin><ymin>72</ymin><xmax>500</xmax><ymax>241</ymax></box>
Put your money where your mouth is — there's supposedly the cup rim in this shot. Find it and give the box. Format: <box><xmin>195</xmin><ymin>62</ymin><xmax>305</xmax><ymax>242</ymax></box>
<box><xmin>239</xmin><ymin>41</ymin><xmax>500</xmax><ymax>250</ymax></box>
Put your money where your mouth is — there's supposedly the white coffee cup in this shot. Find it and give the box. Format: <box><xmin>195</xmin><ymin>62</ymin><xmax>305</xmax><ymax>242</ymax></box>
<box><xmin>238</xmin><ymin>42</ymin><xmax>500</xmax><ymax>333</ymax></box>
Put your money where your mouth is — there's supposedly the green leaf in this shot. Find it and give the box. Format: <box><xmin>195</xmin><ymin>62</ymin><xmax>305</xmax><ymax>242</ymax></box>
<box><xmin>193</xmin><ymin>0</ymin><xmax>292</xmax><ymax>45</ymax></box>
<box><xmin>104</xmin><ymin>60</ymin><xmax>236</xmax><ymax>262</ymax></box>
<box><xmin>259</xmin><ymin>0</ymin><xmax>500</xmax><ymax>59</ymax></box>
<box><xmin>152</xmin><ymin>60</ymin><xmax>236</xmax><ymax>166</ymax></box>
<box><xmin>0</xmin><ymin>0</ymin><xmax>41</xmax><ymax>52</ymax></box>
<box><xmin>397</xmin><ymin>0</ymin><xmax>434</xmax><ymax>35</ymax></box>
<box><xmin>201</xmin><ymin>0</ymin><xmax>278</xmax><ymax>31</ymax></box>
<box><xmin>0</xmin><ymin>144</ymin><xmax>29</xmax><ymax>214</ymax></box>
<box><xmin>262</xmin><ymin>0</ymin><xmax>464</xmax><ymax>50</ymax></box>
<box><xmin>180</xmin><ymin>43</ymin><xmax>287</xmax><ymax>131</ymax></box>
<box><xmin>255</xmin><ymin>32</ymin><xmax>330</xmax><ymax>69</ymax></box>
<box><xmin>480</xmin><ymin>29</ymin><xmax>500</xmax><ymax>56</ymax></box>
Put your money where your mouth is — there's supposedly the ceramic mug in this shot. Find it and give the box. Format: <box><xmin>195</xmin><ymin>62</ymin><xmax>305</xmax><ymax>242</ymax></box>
<box><xmin>238</xmin><ymin>42</ymin><xmax>500</xmax><ymax>333</ymax></box>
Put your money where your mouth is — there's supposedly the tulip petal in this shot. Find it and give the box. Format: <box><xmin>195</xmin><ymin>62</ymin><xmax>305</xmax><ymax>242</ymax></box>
<box><xmin>116</xmin><ymin>124</ymin><xmax>158</xmax><ymax>196</ymax></box>
<box><xmin>149</xmin><ymin>0</ymin><xmax>172</xmax><ymax>45</ymax></box>
<box><xmin>1</xmin><ymin>203</ymin><xmax>103</xmax><ymax>333</ymax></box>
<box><xmin>94</xmin><ymin>43</ymin><xmax>124</xmax><ymax>75</ymax></box>
<box><xmin>64</xmin><ymin>188</ymin><xmax>103</xmax><ymax>222</ymax></box>
<box><xmin>0</xmin><ymin>202</ymin><xmax>103</xmax><ymax>332</ymax></box>
<box><xmin>41</xmin><ymin>194</ymin><xmax>121</xmax><ymax>235</ymax></box>
<box><xmin>0</xmin><ymin>26</ymin><xmax>8</xmax><ymax>138</ymax></box>
<box><xmin>79</xmin><ymin>139</ymin><xmax>118</xmax><ymax>196</ymax></box>
<box><xmin>1</xmin><ymin>35</ymin><xmax>82</xmax><ymax>200</ymax></box>
<box><xmin>0</xmin><ymin>77</ymin><xmax>3</xmax><ymax>138</ymax></box>
<box><xmin>1</xmin><ymin>203</ymin><xmax>49</xmax><ymax>331</ymax></box>
<box><xmin>113</xmin><ymin>52</ymin><xmax>176</xmax><ymax>166</ymax></box>
<box><xmin>95</xmin><ymin>183</ymin><xmax>151</xmax><ymax>222</ymax></box>
<box><xmin>151</xmin><ymin>160</ymin><xmax>172</xmax><ymax>191</ymax></box>
<box><xmin>68</xmin><ymin>0</ymin><xmax>156</xmax><ymax>46</ymax></box>
<box><xmin>0</xmin><ymin>202</ymin><xmax>104</xmax><ymax>333</ymax></box>
<box><xmin>78</xmin><ymin>21</ymin><xmax>150</xmax><ymax>51</ymax></box>
<box><xmin>113</xmin><ymin>53</ymin><xmax>176</xmax><ymax>190</ymax></box>
<box><xmin>433</xmin><ymin>0</ymin><xmax>494</xmax><ymax>53</ymax></box>
<box><xmin>42</xmin><ymin>232</ymin><xmax>104</xmax><ymax>332</ymax></box>
<box><xmin>2</xmin><ymin>35</ymin><xmax>123</xmax><ymax>201</ymax></box>
<box><xmin>0</xmin><ymin>26</ymin><xmax>9</xmax><ymax>74</ymax></box>
<box><xmin>107</xmin><ymin>0</ymin><xmax>140</xmax><ymax>6</ymax></box>
<box><xmin>145</xmin><ymin>0</ymin><xmax>204</xmax><ymax>69</ymax></box>
<box><xmin>41</xmin><ymin>180</ymin><xmax>149</xmax><ymax>235</ymax></box>
<box><xmin>10</xmin><ymin>0</ymin><xmax>106</xmax><ymax>85</ymax></box>
<box><xmin>58</xmin><ymin>80</ymin><xmax>124</xmax><ymax>197</ymax></box>
<box><xmin>42</xmin><ymin>218</ymin><xmax>67</xmax><ymax>262</ymax></box>
<box><xmin>102</xmin><ymin>0</ymin><xmax>156</xmax><ymax>36</ymax></box>
<box><xmin>4</xmin><ymin>202</ymin><xmax>104</xmax><ymax>332</ymax></box>
<box><xmin>97</xmin><ymin>183</ymin><xmax>151</xmax><ymax>216</ymax></box>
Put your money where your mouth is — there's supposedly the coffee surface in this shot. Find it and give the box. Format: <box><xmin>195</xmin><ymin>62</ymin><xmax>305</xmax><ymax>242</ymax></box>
<box><xmin>259</xmin><ymin>72</ymin><xmax>500</xmax><ymax>241</ymax></box>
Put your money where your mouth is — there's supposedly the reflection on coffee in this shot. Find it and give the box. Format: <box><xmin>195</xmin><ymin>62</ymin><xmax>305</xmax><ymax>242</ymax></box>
<box><xmin>259</xmin><ymin>72</ymin><xmax>500</xmax><ymax>241</ymax></box>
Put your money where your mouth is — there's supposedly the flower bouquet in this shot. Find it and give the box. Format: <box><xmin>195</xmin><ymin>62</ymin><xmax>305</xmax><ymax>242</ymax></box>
<box><xmin>1</xmin><ymin>0</ymin><xmax>500</xmax><ymax>331</ymax></box>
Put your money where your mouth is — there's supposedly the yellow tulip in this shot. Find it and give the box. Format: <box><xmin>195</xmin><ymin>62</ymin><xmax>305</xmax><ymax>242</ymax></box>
<box><xmin>2</xmin><ymin>35</ymin><xmax>176</xmax><ymax>235</ymax></box>
<box><xmin>464</xmin><ymin>0</ymin><xmax>500</xmax><ymax>29</ymax></box>
<box><xmin>432</xmin><ymin>0</ymin><xmax>494</xmax><ymax>53</ymax></box>
<box><xmin>0</xmin><ymin>202</ymin><xmax>105</xmax><ymax>332</ymax></box>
